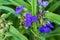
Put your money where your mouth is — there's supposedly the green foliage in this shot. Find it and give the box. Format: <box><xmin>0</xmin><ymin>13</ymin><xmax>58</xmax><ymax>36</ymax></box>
<box><xmin>45</xmin><ymin>11</ymin><xmax>60</xmax><ymax>25</ymax></box>
<box><xmin>32</xmin><ymin>0</ymin><xmax>37</xmax><ymax>32</ymax></box>
<box><xmin>45</xmin><ymin>27</ymin><xmax>60</xmax><ymax>38</ymax></box>
<box><xmin>0</xmin><ymin>0</ymin><xmax>11</xmax><ymax>5</ymax></box>
<box><xmin>0</xmin><ymin>37</ymin><xmax>3</xmax><ymax>40</ymax></box>
<box><xmin>9</xmin><ymin>0</ymin><xmax>32</xmax><ymax>10</ymax></box>
<box><xmin>32</xmin><ymin>0</ymin><xmax>37</xmax><ymax>16</ymax></box>
<box><xmin>0</xmin><ymin>0</ymin><xmax>60</xmax><ymax>40</ymax></box>
<box><xmin>48</xmin><ymin>1</ymin><xmax>60</xmax><ymax>12</ymax></box>
<box><xmin>9</xmin><ymin>26</ymin><xmax>28</xmax><ymax>40</ymax></box>
<box><xmin>3</xmin><ymin>26</ymin><xmax>28</xmax><ymax>40</ymax></box>
<box><xmin>0</xmin><ymin>6</ymin><xmax>15</xmax><ymax>13</ymax></box>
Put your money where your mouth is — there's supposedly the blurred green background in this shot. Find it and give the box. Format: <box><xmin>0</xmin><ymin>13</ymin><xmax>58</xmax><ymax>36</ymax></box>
<box><xmin>0</xmin><ymin>0</ymin><xmax>60</xmax><ymax>40</ymax></box>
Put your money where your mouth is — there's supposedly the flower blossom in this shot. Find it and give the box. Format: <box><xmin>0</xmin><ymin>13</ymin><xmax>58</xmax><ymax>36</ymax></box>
<box><xmin>14</xmin><ymin>5</ymin><xmax>24</xmax><ymax>14</ymax></box>
<box><xmin>25</xmin><ymin>13</ymin><xmax>38</xmax><ymax>27</ymax></box>
<box><xmin>38</xmin><ymin>0</ymin><xmax>49</xmax><ymax>7</ymax></box>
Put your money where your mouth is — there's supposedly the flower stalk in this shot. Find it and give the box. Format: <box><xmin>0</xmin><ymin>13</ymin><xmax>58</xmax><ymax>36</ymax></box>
<box><xmin>32</xmin><ymin>0</ymin><xmax>38</xmax><ymax>39</ymax></box>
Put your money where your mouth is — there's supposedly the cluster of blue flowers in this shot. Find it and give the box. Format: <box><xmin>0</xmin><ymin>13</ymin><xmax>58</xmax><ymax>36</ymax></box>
<box><xmin>14</xmin><ymin>5</ymin><xmax>38</xmax><ymax>28</ymax></box>
<box><xmin>14</xmin><ymin>0</ymin><xmax>54</xmax><ymax>34</ymax></box>
<box><xmin>38</xmin><ymin>0</ymin><xmax>49</xmax><ymax>7</ymax></box>
<box><xmin>38</xmin><ymin>0</ymin><xmax>53</xmax><ymax>34</ymax></box>
<box><xmin>39</xmin><ymin>20</ymin><xmax>54</xmax><ymax>33</ymax></box>
<box><xmin>25</xmin><ymin>13</ymin><xmax>37</xmax><ymax>27</ymax></box>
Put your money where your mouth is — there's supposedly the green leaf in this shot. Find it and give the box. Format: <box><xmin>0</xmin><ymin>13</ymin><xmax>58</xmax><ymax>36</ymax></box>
<box><xmin>1</xmin><ymin>12</ymin><xmax>12</xmax><ymax>19</ymax></box>
<box><xmin>45</xmin><ymin>27</ymin><xmax>60</xmax><ymax>38</ymax></box>
<box><xmin>15</xmin><ymin>0</ymin><xmax>32</xmax><ymax>10</ymax></box>
<box><xmin>49</xmin><ymin>0</ymin><xmax>54</xmax><ymax>3</ymax></box>
<box><xmin>5</xmin><ymin>32</ymin><xmax>12</xmax><ymax>37</ymax></box>
<box><xmin>0</xmin><ymin>37</ymin><xmax>3</xmax><ymax>40</ymax></box>
<box><xmin>32</xmin><ymin>0</ymin><xmax>37</xmax><ymax>16</ymax></box>
<box><xmin>48</xmin><ymin>1</ymin><xmax>60</xmax><ymax>12</ymax></box>
<box><xmin>0</xmin><ymin>6</ymin><xmax>15</xmax><ymax>13</ymax></box>
<box><xmin>27</xmin><ymin>0</ymin><xmax>32</xmax><ymax>5</ymax></box>
<box><xmin>9</xmin><ymin>0</ymin><xmax>20</xmax><ymax>6</ymax></box>
<box><xmin>0</xmin><ymin>0</ymin><xmax>11</xmax><ymax>5</ymax></box>
<box><xmin>9</xmin><ymin>26</ymin><xmax>28</xmax><ymax>40</ymax></box>
<box><xmin>40</xmin><ymin>36</ymin><xmax>46</xmax><ymax>40</ymax></box>
<box><xmin>4</xmin><ymin>32</ymin><xmax>13</xmax><ymax>40</ymax></box>
<box><xmin>45</xmin><ymin>11</ymin><xmax>60</xmax><ymax>25</ymax></box>
<box><xmin>9</xmin><ymin>0</ymin><xmax>31</xmax><ymax>10</ymax></box>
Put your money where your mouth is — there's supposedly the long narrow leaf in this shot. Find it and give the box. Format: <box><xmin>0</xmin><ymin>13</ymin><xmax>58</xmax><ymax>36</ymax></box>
<box><xmin>0</xmin><ymin>6</ymin><xmax>15</xmax><ymax>13</ymax></box>
<box><xmin>45</xmin><ymin>11</ymin><xmax>60</xmax><ymax>25</ymax></box>
<box><xmin>11</xmin><ymin>0</ymin><xmax>31</xmax><ymax>10</ymax></box>
<box><xmin>0</xmin><ymin>0</ymin><xmax>11</xmax><ymax>5</ymax></box>
<box><xmin>9</xmin><ymin>26</ymin><xmax>28</xmax><ymax>40</ymax></box>
<box><xmin>48</xmin><ymin>1</ymin><xmax>60</xmax><ymax>12</ymax></box>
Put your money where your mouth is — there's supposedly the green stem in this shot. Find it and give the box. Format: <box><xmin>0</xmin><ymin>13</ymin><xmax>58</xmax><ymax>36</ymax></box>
<box><xmin>30</xmin><ymin>30</ymin><xmax>41</xmax><ymax>40</ymax></box>
<box><xmin>32</xmin><ymin>0</ymin><xmax>37</xmax><ymax>40</ymax></box>
<box><xmin>32</xmin><ymin>0</ymin><xmax>37</xmax><ymax>16</ymax></box>
<box><xmin>32</xmin><ymin>0</ymin><xmax>37</xmax><ymax>32</ymax></box>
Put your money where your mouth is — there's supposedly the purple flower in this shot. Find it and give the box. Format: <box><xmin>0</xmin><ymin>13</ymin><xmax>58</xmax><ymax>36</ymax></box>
<box><xmin>14</xmin><ymin>5</ymin><xmax>24</xmax><ymax>14</ymax></box>
<box><xmin>25</xmin><ymin>13</ymin><xmax>38</xmax><ymax>27</ymax></box>
<box><xmin>38</xmin><ymin>0</ymin><xmax>42</xmax><ymax>4</ymax></box>
<box><xmin>25</xmin><ymin>20</ymin><xmax>31</xmax><ymax>27</ymax></box>
<box><xmin>25</xmin><ymin>13</ymin><xmax>32</xmax><ymax>27</ymax></box>
<box><xmin>44</xmin><ymin>26</ymin><xmax>51</xmax><ymax>33</ymax></box>
<box><xmin>39</xmin><ymin>21</ymin><xmax>54</xmax><ymax>33</ymax></box>
<box><xmin>46</xmin><ymin>23</ymin><xmax>54</xmax><ymax>28</ymax></box>
<box><xmin>39</xmin><ymin>25</ymin><xmax>51</xmax><ymax>33</ymax></box>
<box><xmin>42</xmin><ymin>1</ymin><xmax>49</xmax><ymax>7</ymax></box>
<box><xmin>31</xmin><ymin>16</ymin><xmax>38</xmax><ymax>22</ymax></box>
<box><xmin>38</xmin><ymin>0</ymin><xmax>49</xmax><ymax>7</ymax></box>
<box><xmin>46</xmin><ymin>20</ymin><xmax>54</xmax><ymax>28</ymax></box>
<box><xmin>25</xmin><ymin>13</ymin><xmax>32</xmax><ymax>19</ymax></box>
<box><xmin>39</xmin><ymin>25</ymin><xmax>45</xmax><ymax>33</ymax></box>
